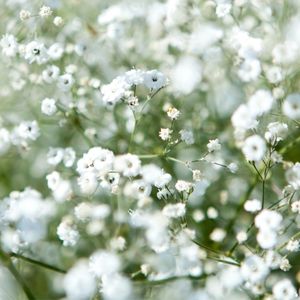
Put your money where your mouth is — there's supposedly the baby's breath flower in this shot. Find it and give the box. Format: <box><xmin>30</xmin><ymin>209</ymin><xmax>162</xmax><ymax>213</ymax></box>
<box><xmin>159</xmin><ymin>128</ymin><xmax>172</xmax><ymax>141</ymax></box>
<box><xmin>53</xmin><ymin>16</ymin><xmax>64</xmax><ymax>26</ymax></box>
<box><xmin>39</xmin><ymin>5</ymin><xmax>53</xmax><ymax>18</ymax></box>
<box><xmin>19</xmin><ymin>10</ymin><xmax>31</xmax><ymax>21</ymax></box>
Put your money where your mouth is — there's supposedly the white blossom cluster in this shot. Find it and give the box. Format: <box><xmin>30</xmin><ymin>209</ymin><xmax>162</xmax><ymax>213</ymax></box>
<box><xmin>1</xmin><ymin>0</ymin><xmax>300</xmax><ymax>300</ymax></box>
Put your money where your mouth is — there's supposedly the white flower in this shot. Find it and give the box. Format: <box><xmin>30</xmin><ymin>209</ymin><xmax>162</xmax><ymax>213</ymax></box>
<box><xmin>283</xmin><ymin>94</ymin><xmax>300</xmax><ymax>119</ymax></box>
<box><xmin>63</xmin><ymin>260</ymin><xmax>96</xmax><ymax>300</ymax></box>
<box><xmin>0</xmin><ymin>34</ymin><xmax>18</xmax><ymax>57</ymax></box>
<box><xmin>266</xmin><ymin>66</ymin><xmax>283</xmax><ymax>84</ymax></box>
<box><xmin>42</xmin><ymin>65</ymin><xmax>60</xmax><ymax>83</ymax></box>
<box><xmin>47</xmin><ymin>148</ymin><xmax>64</xmax><ymax>165</ymax></box>
<box><xmin>240</xmin><ymin>255</ymin><xmax>269</xmax><ymax>284</ymax></box>
<box><xmin>57</xmin><ymin>218</ymin><xmax>79</xmax><ymax>246</ymax></box>
<box><xmin>101</xmin><ymin>274</ymin><xmax>132</xmax><ymax>300</ymax></box>
<box><xmin>272</xmin><ymin>41</ymin><xmax>298</xmax><ymax>65</ymax></box>
<box><xmin>207</xmin><ymin>138</ymin><xmax>221</xmax><ymax>152</ymax></box>
<box><xmin>216</xmin><ymin>3</ymin><xmax>232</xmax><ymax>18</ymax></box>
<box><xmin>231</xmin><ymin>104</ymin><xmax>258</xmax><ymax>130</ymax></box>
<box><xmin>78</xmin><ymin>172</ymin><xmax>98</xmax><ymax>195</ymax></box>
<box><xmin>39</xmin><ymin>5</ymin><xmax>52</xmax><ymax>17</ymax></box>
<box><xmin>272</xmin><ymin>279</ymin><xmax>298</xmax><ymax>300</ymax></box>
<box><xmin>248</xmin><ymin>89</ymin><xmax>274</xmax><ymax>117</ymax></box>
<box><xmin>24</xmin><ymin>41</ymin><xmax>48</xmax><ymax>64</ymax></box>
<box><xmin>15</xmin><ymin>120</ymin><xmax>40</xmax><ymax>141</ymax></box>
<box><xmin>41</xmin><ymin>98</ymin><xmax>57</xmax><ymax>116</ymax></box>
<box><xmin>179</xmin><ymin>129</ymin><xmax>194</xmax><ymax>145</ymax></box>
<box><xmin>257</xmin><ymin>230</ymin><xmax>277</xmax><ymax>249</ymax></box>
<box><xmin>255</xmin><ymin>209</ymin><xmax>282</xmax><ymax>232</ymax></box>
<box><xmin>124</xmin><ymin>69</ymin><xmax>144</xmax><ymax>86</ymax></box>
<box><xmin>89</xmin><ymin>250</ymin><xmax>121</xmax><ymax>278</ymax></box>
<box><xmin>48</xmin><ymin>43</ymin><xmax>64</xmax><ymax>60</ymax></box>
<box><xmin>238</xmin><ymin>58</ymin><xmax>261</xmax><ymax>82</ymax></box>
<box><xmin>286</xmin><ymin>163</ymin><xmax>300</xmax><ymax>190</ymax></box>
<box><xmin>141</xmin><ymin>164</ymin><xmax>171</xmax><ymax>188</ymax></box>
<box><xmin>244</xmin><ymin>199</ymin><xmax>262</xmax><ymax>213</ymax></box>
<box><xmin>265</xmin><ymin>122</ymin><xmax>288</xmax><ymax>143</ymax></box>
<box><xmin>63</xmin><ymin>147</ymin><xmax>76</xmax><ymax>167</ymax></box>
<box><xmin>242</xmin><ymin>135</ymin><xmax>266</xmax><ymax>161</ymax></box>
<box><xmin>19</xmin><ymin>10</ymin><xmax>31</xmax><ymax>21</ymax></box>
<box><xmin>167</xmin><ymin>107</ymin><xmax>180</xmax><ymax>120</ymax></box>
<box><xmin>280</xmin><ymin>257</ymin><xmax>291</xmax><ymax>271</ymax></box>
<box><xmin>291</xmin><ymin>200</ymin><xmax>300</xmax><ymax>213</ymax></box>
<box><xmin>58</xmin><ymin>73</ymin><xmax>74</xmax><ymax>91</ymax></box>
<box><xmin>46</xmin><ymin>171</ymin><xmax>61</xmax><ymax>190</ymax></box>
<box><xmin>286</xmin><ymin>239</ymin><xmax>300</xmax><ymax>252</ymax></box>
<box><xmin>175</xmin><ymin>180</ymin><xmax>193</xmax><ymax>193</ymax></box>
<box><xmin>162</xmin><ymin>203</ymin><xmax>186</xmax><ymax>218</ymax></box>
<box><xmin>159</xmin><ymin>128</ymin><xmax>172</xmax><ymax>141</ymax></box>
<box><xmin>210</xmin><ymin>228</ymin><xmax>226</xmax><ymax>242</ymax></box>
<box><xmin>114</xmin><ymin>154</ymin><xmax>141</xmax><ymax>177</ymax></box>
<box><xmin>77</xmin><ymin>147</ymin><xmax>115</xmax><ymax>175</ymax></box>
<box><xmin>53</xmin><ymin>16</ymin><xmax>64</xmax><ymax>26</ymax></box>
<box><xmin>143</xmin><ymin>70</ymin><xmax>166</xmax><ymax>90</ymax></box>
<box><xmin>192</xmin><ymin>169</ymin><xmax>203</xmax><ymax>181</ymax></box>
<box><xmin>101</xmin><ymin>76</ymin><xmax>130</xmax><ymax>107</ymax></box>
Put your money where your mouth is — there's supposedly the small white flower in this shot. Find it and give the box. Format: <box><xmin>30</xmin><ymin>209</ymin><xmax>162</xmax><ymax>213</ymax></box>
<box><xmin>242</xmin><ymin>135</ymin><xmax>266</xmax><ymax>161</ymax></box>
<box><xmin>179</xmin><ymin>129</ymin><xmax>194</xmax><ymax>145</ymax></box>
<box><xmin>48</xmin><ymin>43</ymin><xmax>64</xmax><ymax>60</ymax></box>
<box><xmin>286</xmin><ymin>163</ymin><xmax>300</xmax><ymax>190</ymax></box>
<box><xmin>63</xmin><ymin>260</ymin><xmax>96</xmax><ymax>300</ymax></box>
<box><xmin>89</xmin><ymin>250</ymin><xmax>121</xmax><ymax>278</ymax></box>
<box><xmin>114</xmin><ymin>154</ymin><xmax>141</xmax><ymax>177</ymax></box>
<box><xmin>192</xmin><ymin>169</ymin><xmax>203</xmax><ymax>181</ymax></box>
<box><xmin>175</xmin><ymin>180</ymin><xmax>193</xmax><ymax>192</ymax></box>
<box><xmin>280</xmin><ymin>257</ymin><xmax>291</xmax><ymax>271</ymax></box>
<box><xmin>58</xmin><ymin>73</ymin><xmax>74</xmax><ymax>91</ymax></box>
<box><xmin>216</xmin><ymin>3</ymin><xmax>232</xmax><ymax>18</ymax></box>
<box><xmin>244</xmin><ymin>199</ymin><xmax>262</xmax><ymax>213</ymax></box>
<box><xmin>47</xmin><ymin>148</ymin><xmax>64</xmax><ymax>165</ymax></box>
<box><xmin>238</xmin><ymin>58</ymin><xmax>261</xmax><ymax>82</ymax></box>
<box><xmin>57</xmin><ymin>218</ymin><xmax>79</xmax><ymax>246</ymax></box>
<box><xmin>272</xmin><ymin>279</ymin><xmax>298</xmax><ymax>300</ymax></box>
<box><xmin>241</xmin><ymin>255</ymin><xmax>269</xmax><ymax>284</ymax></box>
<box><xmin>283</xmin><ymin>93</ymin><xmax>300</xmax><ymax>119</ymax></box>
<box><xmin>19</xmin><ymin>10</ymin><xmax>31</xmax><ymax>21</ymax></box>
<box><xmin>255</xmin><ymin>209</ymin><xmax>282</xmax><ymax>232</ymax></box>
<box><xmin>24</xmin><ymin>41</ymin><xmax>48</xmax><ymax>64</ymax></box>
<box><xmin>42</xmin><ymin>65</ymin><xmax>60</xmax><ymax>83</ymax></box>
<box><xmin>207</xmin><ymin>138</ymin><xmax>221</xmax><ymax>152</ymax></box>
<box><xmin>291</xmin><ymin>200</ymin><xmax>300</xmax><ymax>213</ymax></box>
<box><xmin>159</xmin><ymin>128</ymin><xmax>172</xmax><ymax>141</ymax></box>
<box><xmin>162</xmin><ymin>203</ymin><xmax>186</xmax><ymax>218</ymax></box>
<box><xmin>78</xmin><ymin>172</ymin><xmax>98</xmax><ymax>195</ymax></box>
<box><xmin>265</xmin><ymin>122</ymin><xmax>288</xmax><ymax>144</ymax></box>
<box><xmin>286</xmin><ymin>239</ymin><xmax>299</xmax><ymax>252</ymax></box>
<box><xmin>39</xmin><ymin>5</ymin><xmax>53</xmax><ymax>18</ymax></box>
<box><xmin>41</xmin><ymin>98</ymin><xmax>57</xmax><ymax>116</ymax></box>
<box><xmin>167</xmin><ymin>106</ymin><xmax>180</xmax><ymax>120</ymax></box>
<box><xmin>257</xmin><ymin>229</ymin><xmax>277</xmax><ymax>249</ymax></box>
<box><xmin>53</xmin><ymin>16</ymin><xmax>64</xmax><ymax>26</ymax></box>
<box><xmin>0</xmin><ymin>34</ymin><xmax>18</xmax><ymax>57</ymax></box>
<box><xmin>143</xmin><ymin>70</ymin><xmax>166</xmax><ymax>90</ymax></box>
<box><xmin>248</xmin><ymin>89</ymin><xmax>274</xmax><ymax>117</ymax></box>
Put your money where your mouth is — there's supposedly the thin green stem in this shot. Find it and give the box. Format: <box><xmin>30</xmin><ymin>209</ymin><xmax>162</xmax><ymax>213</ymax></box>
<box><xmin>10</xmin><ymin>252</ymin><xmax>66</xmax><ymax>274</ymax></box>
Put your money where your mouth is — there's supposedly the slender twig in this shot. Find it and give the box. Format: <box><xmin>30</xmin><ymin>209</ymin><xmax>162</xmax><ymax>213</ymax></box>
<box><xmin>10</xmin><ymin>252</ymin><xmax>66</xmax><ymax>274</ymax></box>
